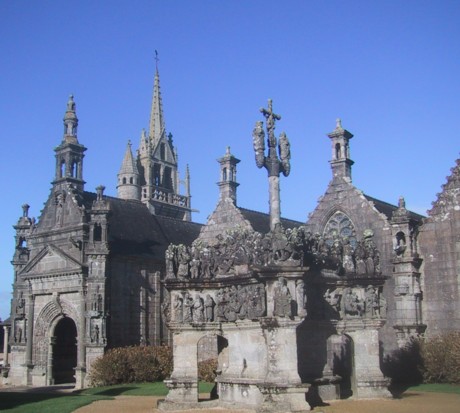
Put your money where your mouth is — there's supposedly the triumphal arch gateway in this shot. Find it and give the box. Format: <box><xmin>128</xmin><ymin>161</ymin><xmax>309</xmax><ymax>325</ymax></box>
<box><xmin>159</xmin><ymin>101</ymin><xmax>391</xmax><ymax>412</ymax></box>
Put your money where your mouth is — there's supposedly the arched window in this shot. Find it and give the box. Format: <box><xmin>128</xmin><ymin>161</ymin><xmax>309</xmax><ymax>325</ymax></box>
<box><xmin>122</xmin><ymin>177</ymin><xmax>127</xmax><ymax>184</ymax></box>
<box><xmin>129</xmin><ymin>177</ymin><xmax>133</xmax><ymax>184</ymax></box>
<box><xmin>335</xmin><ymin>143</ymin><xmax>341</xmax><ymax>160</ymax></box>
<box><xmin>222</xmin><ymin>167</ymin><xmax>227</xmax><ymax>181</ymax></box>
<box><xmin>160</xmin><ymin>143</ymin><xmax>166</xmax><ymax>160</ymax></box>
<box><xmin>323</xmin><ymin>211</ymin><xmax>357</xmax><ymax>247</ymax></box>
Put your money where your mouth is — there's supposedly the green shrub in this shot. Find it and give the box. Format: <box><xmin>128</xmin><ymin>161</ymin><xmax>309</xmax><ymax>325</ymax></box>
<box><xmin>198</xmin><ymin>358</ymin><xmax>217</xmax><ymax>382</ymax></box>
<box><xmin>89</xmin><ymin>345</ymin><xmax>173</xmax><ymax>386</ymax></box>
<box><xmin>420</xmin><ymin>332</ymin><xmax>460</xmax><ymax>384</ymax></box>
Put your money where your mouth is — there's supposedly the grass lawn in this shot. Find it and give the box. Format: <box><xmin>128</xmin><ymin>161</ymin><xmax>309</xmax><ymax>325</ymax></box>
<box><xmin>0</xmin><ymin>381</ymin><xmax>215</xmax><ymax>413</ymax></box>
<box><xmin>407</xmin><ymin>383</ymin><xmax>460</xmax><ymax>394</ymax></box>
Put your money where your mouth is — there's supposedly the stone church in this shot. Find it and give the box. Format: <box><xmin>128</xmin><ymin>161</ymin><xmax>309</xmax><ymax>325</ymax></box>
<box><xmin>4</xmin><ymin>66</ymin><xmax>460</xmax><ymax>400</ymax></box>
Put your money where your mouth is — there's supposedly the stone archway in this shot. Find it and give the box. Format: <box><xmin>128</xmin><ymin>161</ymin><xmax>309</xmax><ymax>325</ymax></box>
<box><xmin>52</xmin><ymin>317</ymin><xmax>77</xmax><ymax>384</ymax></box>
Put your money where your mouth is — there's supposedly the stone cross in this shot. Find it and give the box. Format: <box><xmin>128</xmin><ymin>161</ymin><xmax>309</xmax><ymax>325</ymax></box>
<box><xmin>252</xmin><ymin>99</ymin><xmax>291</xmax><ymax>231</ymax></box>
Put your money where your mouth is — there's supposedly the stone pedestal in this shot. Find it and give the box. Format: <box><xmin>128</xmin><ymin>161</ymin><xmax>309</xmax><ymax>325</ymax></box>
<box><xmin>344</xmin><ymin>324</ymin><xmax>391</xmax><ymax>399</ymax></box>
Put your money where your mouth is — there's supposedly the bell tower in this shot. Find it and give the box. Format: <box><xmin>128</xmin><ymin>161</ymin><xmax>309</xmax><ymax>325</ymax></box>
<box><xmin>124</xmin><ymin>56</ymin><xmax>192</xmax><ymax>220</ymax></box>
<box><xmin>53</xmin><ymin>95</ymin><xmax>87</xmax><ymax>192</ymax></box>
<box><xmin>327</xmin><ymin>118</ymin><xmax>354</xmax><ymax>182</ymax></box>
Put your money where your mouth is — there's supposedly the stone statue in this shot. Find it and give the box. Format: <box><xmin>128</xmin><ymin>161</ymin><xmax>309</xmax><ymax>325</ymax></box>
<box><xmin>252</xmin><ymin>121</ymin><xmax>265</xmax><ymax>168</ymax></box>
<box><xmin>173</xmin><ymin>295</ymin><xmax>183</xmax><ymax>323</ymax></box>
<box><xmin>273</xmin><ymin>277</ymin><xmax>292</xmax><ymax>317</ymax></box>
<box><xmin>343</xmin><ymin>288</ymin><xmax>364</xmax><ymax>317</ymax></box>
<box><xmin>204</xmin><ymin>294</ymin><xmax>214</xmax><ymax>322</ymax></box>
<box><xmin>161</xmin><ymin>294</ymin><xmax>171</xmax><ymax>322</ymax></box>
<box><xmin>365</xmin><ymin>286</ymin><xmax>380</xmax><ymax>318</ymax></box>
<box><xmin>192</xmin><ymin>294</ymin><xmax>204</xmax><ymax>323</ymax></box>
<box><xmin>183</xmin><ymin>293</ymin><xmax>193</xmax><ymax>323</ymax></box>
<box><xmin>165</xmin><ymin>244</ymin><xmax>176</xmax><ymax>279</ymax></box>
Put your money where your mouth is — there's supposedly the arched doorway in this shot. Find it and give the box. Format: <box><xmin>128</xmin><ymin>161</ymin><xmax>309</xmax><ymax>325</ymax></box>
<box><xmin>52</xmin><ymin>317</ymin><xmax>77</xmax><ymax>384</ymax></box>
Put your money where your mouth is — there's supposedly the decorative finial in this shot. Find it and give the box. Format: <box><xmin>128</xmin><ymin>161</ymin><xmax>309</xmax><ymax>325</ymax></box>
<box><xmin>336</xmin><ymin>118</ymin><xmax>342</xmax><ymax>130</ymax></box>
<box><xmin>226</xmin><ymin>146</ymin><xmax>231</xmax><ymax>155</ymax></box>
<box><xmin>398</xmin><ymin>196</ymin><xmax>406</xmax><ymax>209</ymax></box>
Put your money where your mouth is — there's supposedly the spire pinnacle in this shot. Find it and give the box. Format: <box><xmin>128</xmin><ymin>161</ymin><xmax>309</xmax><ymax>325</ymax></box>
<box><xmin>149</xmin><ymin>61</ymin><xmax>165</xmax><ymax>145</ymax></box>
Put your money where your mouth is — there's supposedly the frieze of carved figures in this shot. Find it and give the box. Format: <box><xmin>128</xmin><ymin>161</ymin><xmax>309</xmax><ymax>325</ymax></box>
<box><xmin>165</xmin><ymin>226</ymin><xmax>382</xmax><ymax>280</ymax></box>
<box><xmin>171</xmin><ymin>284</ymin><xmax>266</xmax><ymax>324</ymax></box>
<box><xmin>323</xmin><ymin>286</ymin><xmax>386</xmax><ymax>320</ymax></box>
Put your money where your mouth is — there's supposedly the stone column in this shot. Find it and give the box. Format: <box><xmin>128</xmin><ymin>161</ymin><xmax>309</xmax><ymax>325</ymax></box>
<box><xmin>3</xmin><ymin>325</ymin><xmax>9</xmax><ymax>365</ymax></box>
<box><xmin>47</xmin><ymin>337</ymin><xmax>55</xmax><ymax>385</ymax></box>
<box><xmin>268</xmin><ymin>175</ymin><xmax>281</xmax><ymax>231</ymax></box>
<box><xmin>75</xmin><ymin>289</ymin><xmax>87</xmax><ymax>389</ymax></box>
<box><xmin>25</xmin><ymin>294</ymin><xmax>34</xmax><ymax>366</ymax></box>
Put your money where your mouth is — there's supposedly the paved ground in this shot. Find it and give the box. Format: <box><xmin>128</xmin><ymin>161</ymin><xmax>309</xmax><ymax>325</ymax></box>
<box><xmin>1</xmin><ymin>383</ymin><xmax>458</xmax><ymax>412</ymax></box>
<box><xmin>73</xmin><ymin>391</ymin><xmax>460</xmax><ymax>413</ymax></box>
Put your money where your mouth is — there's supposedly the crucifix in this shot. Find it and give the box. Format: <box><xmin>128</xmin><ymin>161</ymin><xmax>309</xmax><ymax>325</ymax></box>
<box><xmin>252</xmin><ymin>99</ymin><xmax>291</xmax><ymax>232</ymax></box>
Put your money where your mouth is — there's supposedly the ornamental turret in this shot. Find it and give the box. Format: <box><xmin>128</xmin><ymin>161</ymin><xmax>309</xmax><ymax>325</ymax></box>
<box><xmin>217</xmin><ymin>147</ymin><xmax>240</xmax><ymax>205</ymax></box>
<box><xmin>53</xmin><ymin>95</ymin><xmax>87</xmax><ymax>192</ymax></box>
<box><xmin>327</xmin><ymin>118</ymin><xmax>354</xmax><ymax>182</ymax></box>
<box><xmin>117</xmin><ymin>141</ymin><xmax>141</xmax><ymax>200</ymax></box>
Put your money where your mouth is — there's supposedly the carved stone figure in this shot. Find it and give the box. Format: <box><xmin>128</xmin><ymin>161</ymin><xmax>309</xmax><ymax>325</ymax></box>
<box><xmin>204</xmin><ymin>294</ymin><xmax>214</xmax><ymax>322</ymax></box>
<box><xmin>365</xmin><ymin>286</ymin><xmax>380</xmax><ymax>318</ymax></box>
<box><xmin>324</xmin><ymin>288</ymin><xmax>342</xmax><ymax>317</ymax></box>
<box><xmin>173</xmin><ymin>295</ymin><xmax>183</xmax><ymax>323</ymax></box>
<box><xmin>342</xmin><ymin>238</ymin><xmax>355</xmax><ymax>273</ymax></box>
<box><xmin>161</xmin><ymin>294</ymin><xmax>171</xmax><ymax>322</ymax></box>
<box><xmin>273</xmin><ymin>277</ymin><xmax>292</xmax><ymax>317</ymax></box>
<box><xmin>192</xmin><ymin>294</ymin><xmax>204</xmax><ymax>323</ymax></box>
<box><xmin>252</xmin><ymin>121</ymin><xmax>265</xmax><ymax>168</ymax></box>
<box><xmin>165</xmin><ymin>244</ymin><xmax>176</xmax><ymax>279</ymax></box>
<box><xmin>183</xmin><ymin>293</ymin><xmax>193</xmax><ymax>323</ymax></box>
<box><xmin>344</xmin><ymin>288</ymin><xmax>364</xmax><ymax>317</ymax></box>
<box><xmin>177</xmin><ymin>245</ymin><xmax>190</xmax><ymax>279</ymax></box>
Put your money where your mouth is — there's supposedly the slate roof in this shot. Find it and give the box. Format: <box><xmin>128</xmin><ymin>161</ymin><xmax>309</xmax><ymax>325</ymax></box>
<box><xmin>84</xmin><ymin>193</ymin><xmax>202</xmax><ymax>256</ymax></box>
<box><xmin>363</xmin><ymin>194</ymin><xmax>425</xmax><ymax>222</ymax></box>
<box><xmin>239</xmin><ymin>207</ymin><xmax>304</xmax><ymax>234</ymax></box>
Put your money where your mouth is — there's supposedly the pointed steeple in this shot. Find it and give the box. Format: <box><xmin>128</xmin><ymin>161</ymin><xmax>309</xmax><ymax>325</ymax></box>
<box><xmin>117</xmin><ymin>140</ymin><xmax>140</xmax><ymax>200</ymax></box>
<box><xmin>149</xmin><ymin>67</ymin><xmax>165</xmax><ymax>146</ymax></box>
<box><xmin>327</xmin><ymin>118</ymin><xmax>354</xmax><ymax>182</ymax></box>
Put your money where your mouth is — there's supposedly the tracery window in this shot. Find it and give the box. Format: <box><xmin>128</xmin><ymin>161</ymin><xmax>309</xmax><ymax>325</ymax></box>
<box><xmin>323</xmin><ymin>211</ymin><xmax>357</xmax><ymax>247</ymax></box>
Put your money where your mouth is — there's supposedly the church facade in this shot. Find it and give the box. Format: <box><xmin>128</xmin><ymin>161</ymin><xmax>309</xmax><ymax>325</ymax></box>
<box><xmin>4</xmin><ymin>68</ymin><xmax>460</xmax><ymax>395</ymax></box>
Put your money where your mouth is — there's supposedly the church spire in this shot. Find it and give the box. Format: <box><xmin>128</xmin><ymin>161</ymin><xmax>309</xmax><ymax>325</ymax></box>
<box><xmin>149</xmin><ymin>62</ymin><xmax>165</xmax><ymax>146</ymax></box>
<box><xmin>327</xmin><ymin>118</ymin><xmax>354</xmax><ymax>183</ymax></box>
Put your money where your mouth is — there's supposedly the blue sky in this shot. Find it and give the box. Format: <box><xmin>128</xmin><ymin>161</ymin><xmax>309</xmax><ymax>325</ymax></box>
<box><xmin>1</xmin><ymin>0</ymin><xmax>459</xmax><ymax>319</ymax></box>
